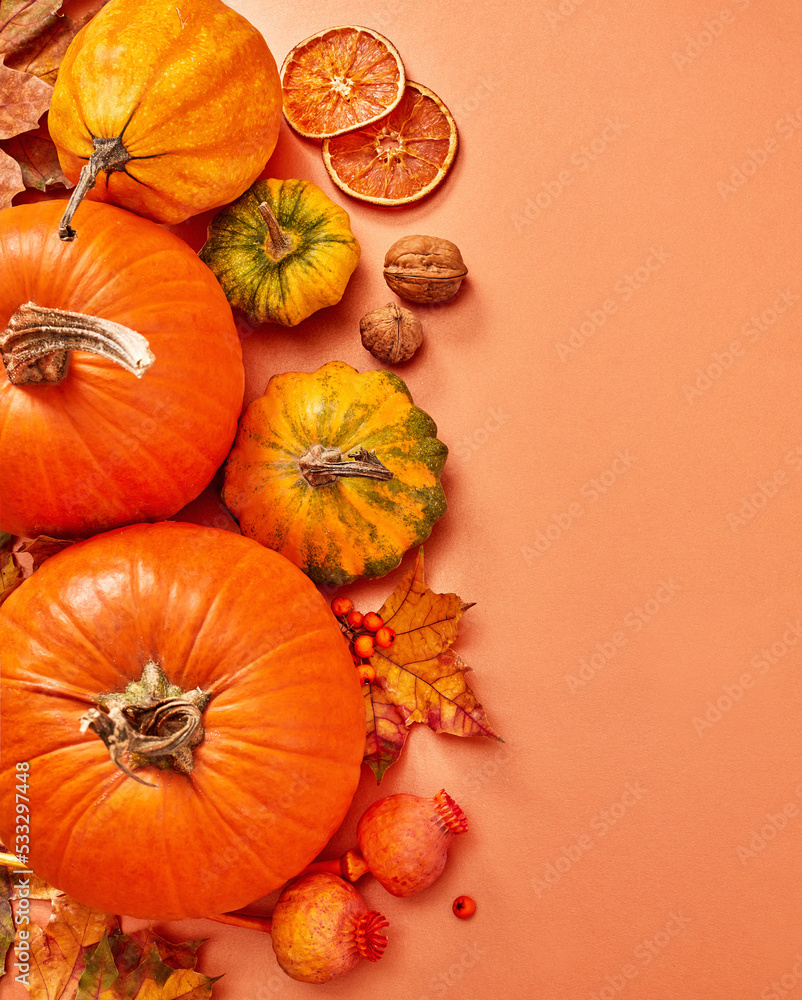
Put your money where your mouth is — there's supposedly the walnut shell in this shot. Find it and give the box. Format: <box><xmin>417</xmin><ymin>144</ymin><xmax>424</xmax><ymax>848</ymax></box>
<box><xmin>383</xmin><ymin>235</ymin><xmax>467</xmax><ymax>304</ymax></box>
<box><xmin>360</xmin><ymin>302</ymin><xmax>423</xmax><ymax>364</ymax></box>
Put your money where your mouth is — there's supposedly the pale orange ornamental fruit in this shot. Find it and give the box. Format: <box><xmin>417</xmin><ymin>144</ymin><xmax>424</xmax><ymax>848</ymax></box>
<box><xmin>322</xmin><ymin>81</ymin><xmax>458</xmax><ymax>206</ymax></box>
<box><xmin>281</xmin><ymin>25</ymin><xmax>405</xmax><ymax>139</ymax></box>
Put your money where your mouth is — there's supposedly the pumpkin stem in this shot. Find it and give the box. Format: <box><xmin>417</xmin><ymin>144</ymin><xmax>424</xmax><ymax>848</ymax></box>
<box><xmin>80</xmin><ymin>662</ymin><xmax>210</xmax><ymax>785</ymax></box>
<box><xmin>257</xmin><ymin>201</ymin><xmax>295</xmax><ymax>259</ymax></box>
<box><xmin>58</xmin><ymin>135</ymin><xmax>132</xmax><ymax>241</ymax></box>
<box><xmin>0</xmin><ymin>302</ymin><xmax>154</xmax><ymax>386</ymax></box>
<box><xmin>299</xmin><ymin>445</ymin><xmax>394</xmax><ymax>487</ymax></box>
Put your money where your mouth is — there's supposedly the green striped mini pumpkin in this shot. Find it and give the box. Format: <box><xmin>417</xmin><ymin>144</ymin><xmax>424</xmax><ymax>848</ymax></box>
<box><xmin>199</xmin><ymin>178</ymin><xmax>360</xmax><ymax>327</ymax></box>
<box><xmin>222</xmin><ymin>362</ymin><xmax>448</xmax><ymax>586</ymax></box>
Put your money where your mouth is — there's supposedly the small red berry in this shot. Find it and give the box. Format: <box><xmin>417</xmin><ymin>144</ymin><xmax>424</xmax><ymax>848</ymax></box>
<box><xmin>362</xmin><ymin>612</ymin><xmax>384</xmax><ymax>633</ymax></box>
<box><xmin>353</xmin><ymin>634</ymin><xmax>375</xmax><ymax>659</ymax></box>
<box><xmin>374</xmin><ymin>625</ymin><xmax>396</xmax><ymax>649</ymax></box>
<box><xmin>346</xmin><ymin>610</ymin><xmax>364</xmax><ymax>629</ymax></box>
<box><xmin>452</xmin><ymin>896</ymin><xmax>476</xmax><ymax>919</ymax></box>
<box><xmin>331</xmin><ymin>596</ymin><xmax>353</xmax><ymax>618</ymax></box>
<box><xmin>357</xmin><ymin>664</ymin><xmax>376</xmax><ymax>685</ymax></box>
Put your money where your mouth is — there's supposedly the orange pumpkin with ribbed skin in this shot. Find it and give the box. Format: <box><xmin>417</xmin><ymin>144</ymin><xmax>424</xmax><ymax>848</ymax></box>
<box><xmin>48</xmin><ymin>0</ymin><xmax>282</xmax><ymax>239</ymax></box>
<box><xmin>0</xmin><ymin>522</ymin><xmax>366</xmax><ymax>920</ymax></box>
<box><xmin>0</xmin><ymin>199</ymin><xmax>244</xmax><ymax>539</ymax></box>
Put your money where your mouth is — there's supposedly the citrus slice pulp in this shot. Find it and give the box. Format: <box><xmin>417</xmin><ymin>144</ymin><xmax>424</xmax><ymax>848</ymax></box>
<box><xmin>321</xmin><ymin>81</ymin><xmax>458</xmax><ymax>206</ymax></box>
<box><xmin>281</xmin><ymin>25</ymin><xmax>406</xmax><ymax>139</ymax></box>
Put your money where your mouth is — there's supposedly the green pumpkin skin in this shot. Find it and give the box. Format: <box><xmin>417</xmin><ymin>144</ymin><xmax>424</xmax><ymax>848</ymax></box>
<box><xmin>199</xmin><ymin>178</ymin><xmax>361</xmax><ymax>327</ymax></box>
<box><xmin>222</xmin><ymin>362</ymin><xmax>448</xmax><ymax>587</ymax></box>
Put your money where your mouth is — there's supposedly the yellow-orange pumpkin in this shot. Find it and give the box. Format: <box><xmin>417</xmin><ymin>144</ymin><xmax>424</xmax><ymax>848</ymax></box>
<box><xmin>48</xmin><ymin>0</ymin><xmax>282</xmax><ymax>239</ymax></box>
<box><xmin>223</xmin><ymin>362</ymin><xmax>448</xmax><ymax>586</ymax></box>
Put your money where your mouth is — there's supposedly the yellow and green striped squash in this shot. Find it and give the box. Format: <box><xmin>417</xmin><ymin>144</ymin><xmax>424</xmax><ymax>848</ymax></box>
<box><xmin>199</xmin><ymin>177</ymin><xmax>360</xmax><ymax>327</ymax></box>
<box><xmin>222</xmin><ymin>362</ymin><xmax>448</xmax><ymax>586</ymax></box>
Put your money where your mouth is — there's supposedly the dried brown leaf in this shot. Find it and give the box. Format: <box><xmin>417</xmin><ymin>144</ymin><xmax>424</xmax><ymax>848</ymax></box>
<box><xmin>5</xmin><ymin>1</ymin><xmax>109</xmax><ymax>86</ymax></box>
<box><xmin>0</xmin><ymin>867</ymin><xmax>13</xmax><ymax>980</ymax></box>
<box><xmin>0</xmin><ymin>143</ymin><xmax>24</xmax><ymax>205</ymax></box>
<box><xmin>0</xmin><ymin>533</ymin><xmax>73</xmax><ymax>605</ymax></box>
<box><xmin>24</xmin><ymin>896</ymin><xmax>120</xmax><ymax>1000</ymax></box>
<box><xmin>0</xmin><ymin>0</ymin><xmax>63</xmax><ymax>57</ymax></box>
<box><xmin>0</xmin><ymin>114</ymin><xmax>69</xmax><ymax>188</ymax></box>
<box><xmin>0</xmin><ymin>56</ymin><xmax>51</xmax><ymax>139</ymax></box>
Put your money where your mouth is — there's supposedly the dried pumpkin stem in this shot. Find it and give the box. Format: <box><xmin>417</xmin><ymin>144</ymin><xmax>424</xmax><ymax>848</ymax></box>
<box><xmin>58</xmin><ymin>135</ymin><xmax>131</xmax><ymax>241</ymax></box>
<box><xmin>257</xmin><ymin>201</ymin><xmax>294</xmax><ymax>259</ymax></box>
<box><xmin>299</xmin><ymin>444</ymin><xmax>394</xmax><ymax>487</ymax></box>
<box><xmin>0</xmin><ymin>302</ymin><xmax>154</xmax><ymax>386</ymax></box>
<box><xmin>80</xmin><ymin>662</ymin><xmax>210</xmax><ymax>786</ymax></box>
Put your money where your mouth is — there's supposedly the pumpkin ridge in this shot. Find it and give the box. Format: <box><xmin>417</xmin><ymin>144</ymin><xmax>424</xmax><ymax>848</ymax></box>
<box><xmin>37</xmin><ymin>391</ymin><xmax>136</xmax><ymax>505</ymax></box>
<box><xmin>191</xmin><ymin>781</ymin><xmax>312</xmax><ymax>887</ymax></box>
<box><xmin>55</xmin><ymin>385</ymin><xmax>202</xmax><ymax>512</ymax></box>
<box><xmin>177</xmin><ymin>552</ymin><xmax>313</xmax><ymax>692</ymax></box>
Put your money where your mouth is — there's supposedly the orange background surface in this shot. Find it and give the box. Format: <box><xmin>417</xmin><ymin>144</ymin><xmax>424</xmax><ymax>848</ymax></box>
<box><xmin>4</xmin><ymin>0</ymin><xmax>802</xmax><ymax>998</ymax></box>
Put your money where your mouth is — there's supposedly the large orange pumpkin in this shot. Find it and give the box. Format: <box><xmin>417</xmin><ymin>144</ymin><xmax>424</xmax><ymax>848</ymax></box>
<box><xmin>0</xmin><ymin>522</ymin><xmax>365</xmax><ymax>920</ymax></box>
<box><xmin>49</xmin><ymin>0</ymin><xmax>282</xmax><ymax>240</ymax></box>
<box><xmin>0</xmin><ymin>199</ymin><xmax>244</xmax><ymax>539</ymax></box>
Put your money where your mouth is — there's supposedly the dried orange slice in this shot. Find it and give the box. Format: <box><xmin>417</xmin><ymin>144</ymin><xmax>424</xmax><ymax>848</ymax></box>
<box><xmin>281</xmin><ymin>26</ymin><xmax>406</xmax><ymax>139</ymax></box>
<box><xmin>321</xmin><ymin>81</ymin><xmax>458</xmax><ymax>206</ymax></box>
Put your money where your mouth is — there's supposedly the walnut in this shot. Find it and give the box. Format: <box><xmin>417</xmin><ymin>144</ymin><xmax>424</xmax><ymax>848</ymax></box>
<box><xmin>383</xmin><ymin>235</ymin><xmax>467</xmax><ymax>304</ymax></box>
<box><xmin>359</xmin><ymin>302</ymin><xmax>423</xmax><ymax>365</ymax></box>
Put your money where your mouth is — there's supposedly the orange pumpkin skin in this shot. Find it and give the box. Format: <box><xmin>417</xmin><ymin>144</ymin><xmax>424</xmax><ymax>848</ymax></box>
<box><xmin>48</xmin><ymin>0</ymin><xmax>282</xmax><ymax>225</ymax></box>
<box><xmin>0</xmin><ymin>199</ymin><xmax>244</xmax><ymax>539</ymax></box>
<box><xmin>0</xmin><ymin>522</ymin><xmax>365</xmax><ymax>920</ymax></box>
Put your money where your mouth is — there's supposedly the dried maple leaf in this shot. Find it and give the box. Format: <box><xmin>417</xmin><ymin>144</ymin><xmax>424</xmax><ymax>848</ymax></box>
<box><xmin>363</xmin><ymin>686</ymin><xmax>408</xmax><ymax>782</ymax></box>
<box><xmin>0</xmin><ymin>145</ymin><xmax>23</xmax><ymax>205</ymax></box>
<box><xmin>0</xmin><ymin>533</ymin><xmax>73</xmax><ymax>605</ymax></box>
<box><xmin>3</xmin><ymin>1</ymin><xmax>108</xmax><ymax>86</ymax></box>
<box><xmin>0</xmin><ymin>114</ymin><xmax>69</xmax><ymax>188</ymax></box>
<box><xmin>0</xmin><ymin>1</ymin><xmax>108</xmax><ymax>201</ymax></box>
<box><xmin>94</xmin><ymin>943</ymin><xmax>219</xmax><ymax>1000</ymax></box>
<box><xmin>0</xmin><ymin>0</ymin><xmax>63</xmax><ymax>57</ymax></box>
<box><xmin>23</xmin><ymin>897</ymin><xmax>120</xmax><ymax>1000</ymax></box>
<box><xmin>0</xmin><ymin>867</ymin><xmax>13</xmax><ymax>981</ymax></box>
<box><xmin>78</xmin><ymin>934</ymin><xmax>120</xmax><ymax>999</ymax></box>
<box><xmin>362</xmin><ymin>549</ymin><xmax>501</xmax><ymax>781</ymax></box>
<box><xmin>0</xmin><ymin>56</ymin><xmax>51</xmax><ymax>139</ymax></box>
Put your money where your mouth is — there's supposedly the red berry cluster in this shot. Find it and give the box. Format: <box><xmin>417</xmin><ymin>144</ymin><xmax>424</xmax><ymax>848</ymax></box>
<box><xmin>331</xmin><ymin>597</ymin><xmax>396</xmax><ymax>684</ymax></box>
